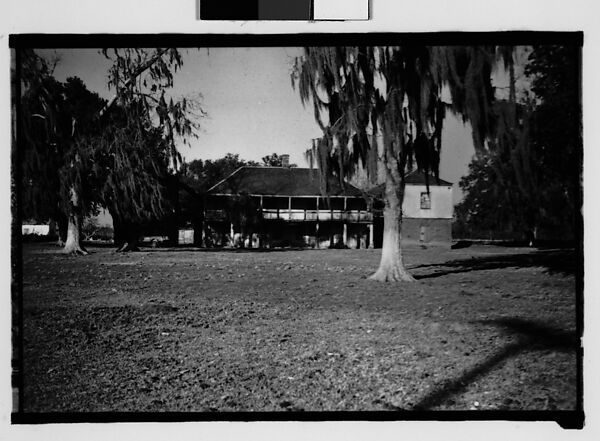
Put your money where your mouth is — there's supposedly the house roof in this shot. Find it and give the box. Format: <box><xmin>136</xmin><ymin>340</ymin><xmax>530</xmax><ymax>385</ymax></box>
<box><xmin>367</xmin><ymin>171</ymin><xmax>452</xmax><ymax>198</ymax></box>
<box><xmin>405</xmin><ymin>171</ymin><xmax>452</xmax><ymax>186</ymax></box>
<box><xmin>207</xmin><ymin>166</ymin><xmax>365</xmax><ymax>198</ymax></box>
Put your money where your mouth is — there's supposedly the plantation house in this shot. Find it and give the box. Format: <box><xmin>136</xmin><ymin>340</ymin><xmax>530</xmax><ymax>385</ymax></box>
<box><xmin>201</xmin><ymin>163</ymin><xmax>453</xmax><ymax>248</ymax></box>
<box><xmin>203</xmin><ymin>165</ymin><xmax>372</xmax><ymax>249</ymax></box>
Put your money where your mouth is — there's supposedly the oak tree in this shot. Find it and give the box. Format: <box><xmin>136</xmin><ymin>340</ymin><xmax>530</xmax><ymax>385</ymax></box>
<box><xmin>292</xmin><ymin>46</ymin><xmax>499</xmax><ymax>281</ymax></box>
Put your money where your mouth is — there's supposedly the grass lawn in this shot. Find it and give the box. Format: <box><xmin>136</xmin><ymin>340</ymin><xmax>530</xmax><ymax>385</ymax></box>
<box><xmin>19</xmin><ymin>243</ymin><xmax>579</xmax><ymax>412</ymax></box>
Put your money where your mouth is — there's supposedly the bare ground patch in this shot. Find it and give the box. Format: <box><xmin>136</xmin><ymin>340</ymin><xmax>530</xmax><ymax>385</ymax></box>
<box><xmin>19</xmin><ymin>243</ymin><xmax>578</xmax><ymax>412</ymax></box>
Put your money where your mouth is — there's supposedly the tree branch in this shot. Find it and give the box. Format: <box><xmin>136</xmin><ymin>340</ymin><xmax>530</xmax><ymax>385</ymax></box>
<box><xmin>98</xmin><ymin>48</ymin><xmax>170</xmax><ymax>118</ymax></box>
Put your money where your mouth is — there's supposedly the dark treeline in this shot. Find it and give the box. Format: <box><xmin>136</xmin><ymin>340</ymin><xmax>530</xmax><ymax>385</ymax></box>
<box><xmin>454</xmin><ymin>45</ymin><xmax>581</xmax><ymax>246</ymax></box>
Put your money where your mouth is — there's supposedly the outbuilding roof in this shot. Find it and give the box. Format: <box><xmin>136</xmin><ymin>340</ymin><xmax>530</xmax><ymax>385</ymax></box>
<box><xmin>367</xmin><ymin>171</ymin><xmax>453</xmax><ymax>198</ymax></box>
<box><xmin>404</xmin><ymin>171</ymin><xmax>452</xmax><ymax>186</ymax></box>
<box><xmin>207</xmin><ymin>166</ymin><xmax>365</xmax><ymax>197</ymax></box>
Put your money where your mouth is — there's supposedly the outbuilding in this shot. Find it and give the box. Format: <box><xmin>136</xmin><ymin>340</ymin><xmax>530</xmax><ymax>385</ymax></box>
<box><xmin>368</xmin><ymin>171</ymin><xmax>454</xmax><ymax>246</ymax></box>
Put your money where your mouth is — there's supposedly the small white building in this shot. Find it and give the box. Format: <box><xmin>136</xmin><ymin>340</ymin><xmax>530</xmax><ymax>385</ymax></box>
<box><xmin>21</xmin><ymin>224</ymin><xmax>50</xmax><ymax>236</ymax></box>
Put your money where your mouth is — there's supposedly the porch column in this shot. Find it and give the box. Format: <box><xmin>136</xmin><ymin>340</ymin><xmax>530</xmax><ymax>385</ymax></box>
<box><xmin>201</xmin><ymin>222</ymin><xmax>207</xmax><ymax>247</ymax></box>
<box><xmin>230</xmin><ymin>223</ymin><xmax>235</xmax><ymax>247</ymax></box>
<box><xmin>368</xmin><ymin>223</ymin><xmax>374</xmax><ymax>249</ymax></box>
<box><xmin>315</xmin><ymin>196</ymin><xmax>320</xmax><ymax>249</ymax></box>
<box><xmin>202</xmin><ymin>201</ymin><xmax>207</xmax><ymax>247</ymax></box>
<box><xmin>343</xmin><ymin>197</ymin><xmax>348</xmax><ymax>246</ymax></box>
<box><xmin>259</xmin><ymin>195</ymin><xmax>264</xmax><ymax>248</ymax></box>
<box><xmin>329</xmin><ymin>198</ymin><xmax>334</xmax><ymax>248</ymax></box>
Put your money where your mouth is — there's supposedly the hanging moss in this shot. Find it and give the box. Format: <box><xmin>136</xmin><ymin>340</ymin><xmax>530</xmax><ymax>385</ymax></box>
<box><xmin>292</xmin><ymin>45</ymin><xmax>503</xmax><ymax>196</ymax></box>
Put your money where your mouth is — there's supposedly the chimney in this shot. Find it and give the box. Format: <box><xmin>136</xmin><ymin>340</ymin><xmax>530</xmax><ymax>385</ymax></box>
<box><xmin>280</xmin><ymin>154</ymin><xmax>290</xmax><ymax>168</ymax></box>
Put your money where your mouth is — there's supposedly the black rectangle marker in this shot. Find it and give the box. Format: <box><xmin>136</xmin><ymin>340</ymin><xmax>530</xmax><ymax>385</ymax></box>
<box><xmin>200</xmin><ymin>0</ymin><xmax>259</xmax><ymax>20</ymax></box>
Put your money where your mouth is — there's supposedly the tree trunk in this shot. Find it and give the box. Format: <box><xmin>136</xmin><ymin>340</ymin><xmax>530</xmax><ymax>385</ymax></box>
<box><xmin>62</xmin><ymin>188</ymin><xmax>87</xmax><ymax>255</ymax></box>
<box><xmin>111</xmin><ymin>211</ymin><xmax>124</xmax><ymax>247</ymax></box>
<box><xmin>116</xmin><ymin>222</ymin><xmax>141</xmax><ymax>252</ymax></box>
<box><xmin>57</xmin><ymin>215</ymin><xmax>67</xmax><ymax>245</ymax></box>
<box><xmin>50</xmin><ymin>214</ymin><xmax>68</xmax><ymax>246</ymax></box>
<box><xmin>167</xmin><ymin>176</ymin><xmax>180</xmax><ymax>247</ymax></box>
<box><xmin>111</xmin><ymin>210</ymin><xmax>140</xmax><ymax>252</ymax></box>
<box><xmin>193</xmin><ymin>217</ymin><xmax>203</xmax><ymax>247</ymax></box>
<box><xmin>167</xmin><ymin>220</ymin><xmax>179</xmax><ymax>247</ymax></box>
<box><xmin>527</xmin><ymin>225</ymin><xmax>538</xmax><ymax>247</ymax></box>
<box><xmin>369</xmin><ymin>175</ymin><xmax>415</xmax><ymax>282</ymax></box>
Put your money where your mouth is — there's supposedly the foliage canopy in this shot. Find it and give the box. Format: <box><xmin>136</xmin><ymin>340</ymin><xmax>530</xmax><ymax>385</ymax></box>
<box><xmin>455</xmin><ymin>45</ymin><xmax>581</xmax><ymax>242</ymax></box>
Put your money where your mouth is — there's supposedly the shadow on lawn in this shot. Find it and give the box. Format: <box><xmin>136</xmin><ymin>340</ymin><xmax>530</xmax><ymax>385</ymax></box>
<box><xmin>409</xmin><ymin>317</ymin><xmax>578</xmax><ymax>410</ymax></box>
<box><xmin>412</xmin><ymin>249</ymin><xmax>577</xmax><ymax>279</ymax></box>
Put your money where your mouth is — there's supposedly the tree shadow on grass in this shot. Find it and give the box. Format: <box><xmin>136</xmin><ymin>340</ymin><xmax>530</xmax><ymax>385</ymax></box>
<box><xmin>412</xmin><ymin>249</ymin><xmax>577</xmax><ymax>279</ymax></box>
<box><xmin>409</xmin><ymin>317</ymin><xmax>578</xmax><ymax>411</ymax></box>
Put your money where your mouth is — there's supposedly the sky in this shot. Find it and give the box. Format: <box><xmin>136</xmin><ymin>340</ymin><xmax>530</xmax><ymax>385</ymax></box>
<box><xmin>38</xmin><ymin>47</ymin><xmax>521</xmax><ymax>205</ymax></box>
<box><xmin>40</xmin><ymin>47</ymin><xmax>325</xmax><ymax>166</ymax></box>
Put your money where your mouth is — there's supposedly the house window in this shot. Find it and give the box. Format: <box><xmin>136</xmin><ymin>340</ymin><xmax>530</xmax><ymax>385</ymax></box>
<box><xmin>420</xmin><ymin>192</ymin><xmax>431</xmax><ymax>209</ymax></box>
